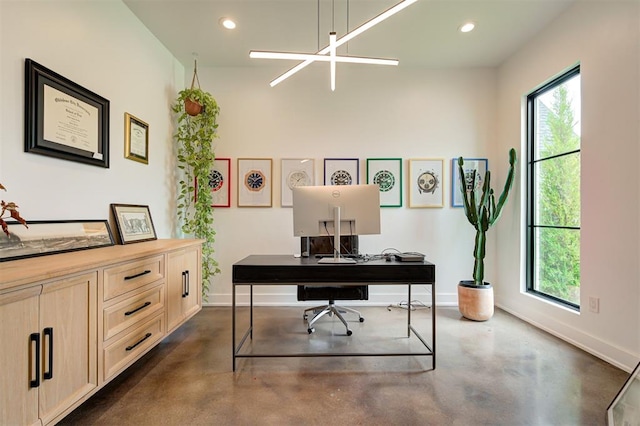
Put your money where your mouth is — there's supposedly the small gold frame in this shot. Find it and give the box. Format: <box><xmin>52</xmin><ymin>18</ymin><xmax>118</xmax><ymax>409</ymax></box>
<box><xmin>124</xmin><ymin>112</ymin><xmax>149</xmax><ymax>164</ymax></box>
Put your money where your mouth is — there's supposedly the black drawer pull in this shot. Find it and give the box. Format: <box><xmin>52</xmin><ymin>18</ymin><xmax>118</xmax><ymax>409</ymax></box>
<box><xmin>124</xmin><ymin>270</ymin><xmax>151</xmax><ymax>280</ymax></box>
<box><xmin>29</xmin><ymin>333</ymin><xmax>40</xmax><ymax>388</ymax></box>
<box><xmin>181</xmin><ymin>271</ymin><xmax>187</xmax><ymax>298</ymax></box>
<box><xmin>43</xmin><ymin>327</ymin><xmax>53</xmax><ymax>380</ymax></box>
<box><xmin>124</xmin><ymin>301</ymin><xmax>152</xmax><ymax>316</ymax></box>
<box><xmin>185</xmin><ymin>270</ymin><xmax>190</xmax><ymax>296</ymax></box>
<box><xmin>126</xmin><ymin>333</ymin><xmax>152</xmax><ymax>351</ymax></box>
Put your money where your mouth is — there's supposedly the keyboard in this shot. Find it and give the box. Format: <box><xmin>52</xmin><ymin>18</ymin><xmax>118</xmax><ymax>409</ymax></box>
<box><xmin>314</xmin><ymin>253</ymin><xmax>360</xmax><ymax>259</ymax></box>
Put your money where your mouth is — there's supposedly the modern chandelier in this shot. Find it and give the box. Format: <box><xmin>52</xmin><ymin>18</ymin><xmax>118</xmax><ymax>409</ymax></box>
<box><xmin>249</xmin><ymin>0</ymin><xmax>418</xmax><ymax>90</ymax></box>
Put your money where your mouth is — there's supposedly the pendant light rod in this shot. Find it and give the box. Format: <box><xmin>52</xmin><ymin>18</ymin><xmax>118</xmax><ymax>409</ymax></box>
<box><xmin>263</xmin><ymin>0</ymin><xmax>417</xmax><ymax>87</ymax></box>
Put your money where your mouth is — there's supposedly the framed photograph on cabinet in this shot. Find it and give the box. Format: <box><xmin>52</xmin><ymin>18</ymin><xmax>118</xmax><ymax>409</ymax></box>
<box><xmin>110</xmin><ymin>204</ymin><xmax>157</xmax><ymax>244</ymax></box>
<box><xmin>237</xmin><ymin>158</ymin><xmax>272</xmax><ymax>207</ymax></box>
<box><xmin>408</xmin><ymin>159</ymin><xmax>445</xmax><ymax>208</ymax></box>
<box><xmin>210</xmin><ymin>158</ymin><xmax>231</xmax><ymax>207</ymax></box>
<box><xmin>324</xmin><ymin>158</ymin><xmax>359</xmax><ymax>185</ymax></box>
<box><xmin>24</xmin><ymin>58</ymin><xmax>110</xmax><ymax>168</ymax></box>
<box><xmin>281</xmin><ymin>158</ymin><xmax>315</xmax><ymax>207</ymax></box>
<box><xmin>451</xmin><ymin>158</ymin><xmax>488</xmax><ymax>207</ymax></box>
<box><xmin>0</xmin><ymin>220</ymin><xmax>114</xmax><ymax>262</ymax></box>
<box><xmin>366</xmin><ymin>158</ymin><xmax>402</xmax><ymax>207</ymax></box>
<box><xmin>124</xmin><ymin>112</ymin><xmax>149</xmax><ymax>164</ymax></box>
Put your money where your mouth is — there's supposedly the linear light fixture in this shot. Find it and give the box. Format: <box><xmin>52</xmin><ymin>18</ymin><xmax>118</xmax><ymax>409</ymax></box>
<box><xmin>249</xmin><ymin>0</ymin><xmax>418</xmax><ymax>89</ymax></box>
<box><xmin>248</xmin><ymin>51</ymin><xmax>399</xmax><ymax>65</ymax></box>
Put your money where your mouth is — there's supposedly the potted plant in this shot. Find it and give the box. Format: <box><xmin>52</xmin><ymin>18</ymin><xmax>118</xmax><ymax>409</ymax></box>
<box><xmin>172</xmin><ymin>84</ymin><xmax>221</xmax><ymax>299</ymax></box>
<box><xmin>457</xmin><ymin>148</ymin><xmax>517</xmax><ymax>321</ymax></box>
<box><xmin>1</xmin><ymin>183</ymin><xmax>28</xmax><ymax>236</ymax></box>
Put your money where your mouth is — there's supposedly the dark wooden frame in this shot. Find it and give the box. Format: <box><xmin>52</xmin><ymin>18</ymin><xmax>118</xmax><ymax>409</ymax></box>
<box><xmin>0</xmin><ymin>220</ymin><xmax>114</xmax><ymax>262</ymax></box>
<box><xmin>110</xmin><ymin>204</ymin><xmax>157</xmax><ymax>244</ymax></box>
<box><xmin>24</xmin><ymin>58</ymin><xmax>110</xmax><ymax>168</ymax></box>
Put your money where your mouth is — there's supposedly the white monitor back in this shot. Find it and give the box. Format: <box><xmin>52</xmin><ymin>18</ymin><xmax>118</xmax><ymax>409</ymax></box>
<box><xmin>292</xmin><ymin>184</ymin><xmax>381</xmax><ymax>237</ymax></box>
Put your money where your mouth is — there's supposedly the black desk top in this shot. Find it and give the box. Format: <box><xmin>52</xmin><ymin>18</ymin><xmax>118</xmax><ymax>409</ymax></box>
<box><xmin>232</xmin><ymin>254</ymin><xmax>435</xmax><ymax>284</ymax></box>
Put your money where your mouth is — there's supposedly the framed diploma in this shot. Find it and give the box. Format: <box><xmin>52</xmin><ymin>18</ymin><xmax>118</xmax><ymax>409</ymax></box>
<box><xmin>24</xmin><ymin>58</ymin><xmax>110</xmax><ymax>168</ymax></box>
<box><xmin>124</xmin><ymin>112</ymin><xmax>149</xmax><ymax>164</ymax></box>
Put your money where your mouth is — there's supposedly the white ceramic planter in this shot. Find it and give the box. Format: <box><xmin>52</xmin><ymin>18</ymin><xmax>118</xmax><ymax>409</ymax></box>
<box><xmin>457</xmin><ymin>281</ymin><xmax>494</xmax><ymax>321</ymax></box>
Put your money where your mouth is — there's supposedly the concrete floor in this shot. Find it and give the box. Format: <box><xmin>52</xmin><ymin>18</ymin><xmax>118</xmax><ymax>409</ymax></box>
<box><xmin>61</xmin><ymin>306</ymin><xmax>628</xmax><ymax>425</ymax></box>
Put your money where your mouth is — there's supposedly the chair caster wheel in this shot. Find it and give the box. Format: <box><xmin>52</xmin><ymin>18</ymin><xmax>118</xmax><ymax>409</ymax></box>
<box><xmin>359</xmin><ymin>317</ymin><xmax>365</xmax><ymax>323</ymax></box>
<box><xmin>347</xmin><ymin>330</ymin><xmax>353</xmax><ymax>336</ymax></box>
<box><xmin>308</xmin><ymin>328</ymin><xmax>314</xmax><ymax>334</ymax></box>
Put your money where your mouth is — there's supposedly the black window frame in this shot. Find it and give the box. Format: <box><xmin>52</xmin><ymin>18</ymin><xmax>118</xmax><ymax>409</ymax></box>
<box><xmin>526</xmin><ymin>65</ymin><xmax>581</xmax><ymax>310</ymax></box>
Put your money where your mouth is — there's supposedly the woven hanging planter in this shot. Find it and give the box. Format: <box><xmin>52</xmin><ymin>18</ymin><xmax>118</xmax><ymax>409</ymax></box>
<box><xmin>185</xmin><ymin>59</ymin><xmax>203</xmax><ymax>116</ymax></box>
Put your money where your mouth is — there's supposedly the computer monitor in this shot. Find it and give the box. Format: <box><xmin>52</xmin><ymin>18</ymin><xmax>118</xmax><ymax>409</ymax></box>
<box><xmin>292</xmin><ymin>184</ymin><xmax>381</xmax><ymax>263</ymax></box>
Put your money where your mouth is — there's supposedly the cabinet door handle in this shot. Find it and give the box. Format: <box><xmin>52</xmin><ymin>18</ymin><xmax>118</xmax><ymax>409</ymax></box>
<box><xmin>181</xmin><ymin>271</ymin><xmax>187</xmax><ymax>298</ymax></box>
<box><xmin>43</xmin><ymin>327</ymin><xmax>53</xmax><ymax>380</ymax></box>
<box><xmin>185</xmin><ymin>270</ymin><xmax>190</xmax><ymax>297</ymax></box>
<box><xmin>125</xmin><ymin>332</ymin><xmax>152</xmax><ymax>351</ymax></box>
<box><xmin>29</xmin><ymin>333</ymin><xmax>40</xmax><ymax>388</ymax></box>
<box><xmin>124</xmin><ymin>301</ymin><xmax>152</xmax><ymax>316</ymax></box>
<box><xmin>124</xmin><ymin>270</ymin><xmax>151</xmax><ymax>280</ymax></box>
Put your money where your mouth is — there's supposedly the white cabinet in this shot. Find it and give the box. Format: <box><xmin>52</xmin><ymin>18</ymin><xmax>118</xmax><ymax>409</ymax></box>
<box><xmin>0</xmin><ymin>273</ymin><xmax>97</xmax><ymax>426</ymax></box>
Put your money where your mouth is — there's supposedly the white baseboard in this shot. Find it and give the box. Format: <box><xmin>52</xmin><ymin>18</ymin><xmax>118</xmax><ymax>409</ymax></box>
<box><xmin>497</xmin><ymin>303</ymin><xmax>637</xmax><ymax>373</ymax></box>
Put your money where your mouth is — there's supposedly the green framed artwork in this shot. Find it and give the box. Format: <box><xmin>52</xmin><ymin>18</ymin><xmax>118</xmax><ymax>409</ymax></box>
<box><xmin>366</xmin><ymin>158</ymin><xmax>402</xmax><ymax>207</ymax></box>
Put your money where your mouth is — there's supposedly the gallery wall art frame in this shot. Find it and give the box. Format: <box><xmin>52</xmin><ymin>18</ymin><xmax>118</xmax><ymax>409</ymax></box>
<box><xmin>366</xmin><ymin>158</ymin><xmax>402</xmax><ymax>207</ymax></box>
<box><xmin>124</xmin><ymin>112</ymin><xmax>149</xmax><ymax>164</ymax></box>
<box><xmin>281</xmin><ymin>158</ymin><xmax>315</xmax><ymax>207</ymax></box>
<box><xmin>209</xmin><ymin>157</ymin><xmax>231</xmax><ymax>207</ymax></box>
<box><xmin>0</xmin><ymin>220</ymin><xmax>114</xmax><ymax>262</ymax></box>
<box><xmin>324</xmin><ymin>158</ymin><xmax>359</xmax><ymax>185</ymax></box>
<box><xmin>408</xmin><ymin>158</ymin><xmax>445</xmax><ymax>208</ymax></box>
<box><xmin>110</xmin><ymin>204</ymin><xmax>157</xmax><ymax>244</ymax></box>
<box><xmin>237</xmin><ymin>158</ymin><xmax>273</xmax><ymax>207</ymax></box>
<box><xmin>194</xmin><ymin>158</ymin><xmax>232</xmax><ymax>207</ymax></box>
<box><xmin>24</xmin><ymin>58</ymin><xmax>110</xmax><ymax>168</ymax></box>
<box><xmin>451</xmin><ymin>158</ymin><xmax>488</xmax><ymax>207</ymax></box>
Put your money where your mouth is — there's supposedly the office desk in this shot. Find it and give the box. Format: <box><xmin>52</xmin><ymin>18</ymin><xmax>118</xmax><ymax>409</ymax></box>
<box><xmin>232</xmin><ymin>255</ymin><xmax>436</xmax><ymax>371</ymax></box>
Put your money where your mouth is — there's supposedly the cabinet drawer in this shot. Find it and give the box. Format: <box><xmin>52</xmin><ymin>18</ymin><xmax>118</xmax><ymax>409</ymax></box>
<box><xmin>103</xmin><ymin>313</ymin><xmax>165</xmax><ymax>381</ymax></box>
<box><xmin>103</xmin><ymin>255</ymin><xmax>164</xmax><ymax>301</ymax></box>
<box><xmin>103</xmin><ymin>284</ymin><xmax>164</xmax><ymax>341</ymax></box>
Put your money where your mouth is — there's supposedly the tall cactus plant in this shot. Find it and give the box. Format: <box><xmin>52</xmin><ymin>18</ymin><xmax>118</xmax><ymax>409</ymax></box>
<box><xmin>458</xmin><ymin>148</ymin><xmax>517</xmax><ymax>286</ymax></box>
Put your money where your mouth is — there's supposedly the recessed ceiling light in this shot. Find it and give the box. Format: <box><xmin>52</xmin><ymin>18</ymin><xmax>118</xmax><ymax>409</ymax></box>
<box><xmin>459</xmin><ymin>22</ymin><xmax>475</xmax><ymax>33</ymax></box>
<box><xmin>219</xmin><ymin>17</ymin><xmax>236</xmax><ymax>30</ymax></box>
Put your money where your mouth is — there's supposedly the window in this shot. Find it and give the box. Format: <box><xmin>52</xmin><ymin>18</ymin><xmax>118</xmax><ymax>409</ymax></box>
<box><xmin>526</xmin><ymin>66</ymin><xmax>581</xmax><ymax>309</ymax></box>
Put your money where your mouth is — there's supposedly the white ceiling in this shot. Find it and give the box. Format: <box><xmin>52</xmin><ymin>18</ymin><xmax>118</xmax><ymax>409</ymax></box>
<box><xmin>123</xmin><ymin>0</ymin><xmax>574</xmax><ymax>70</ymax></box>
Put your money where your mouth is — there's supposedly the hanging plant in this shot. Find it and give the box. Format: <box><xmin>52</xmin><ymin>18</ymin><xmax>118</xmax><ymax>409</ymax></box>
<box><xmin>171</xmin><ymin>60</ymin><xmax>221</xmax><ymax>298</ymax></box>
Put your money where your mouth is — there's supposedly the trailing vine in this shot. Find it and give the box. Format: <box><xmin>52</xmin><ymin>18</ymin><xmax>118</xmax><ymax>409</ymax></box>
<box><xmin>172</xmin><ymin>87</ymin><xmax>220</xmax><ymax>299</ymax></box>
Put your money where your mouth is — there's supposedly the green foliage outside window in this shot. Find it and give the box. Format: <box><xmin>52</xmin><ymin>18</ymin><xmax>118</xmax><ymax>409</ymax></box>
<box><xmin>536</xmin><ymin>83</ymin><xmax>581</xmax><ymax>304</ymax></box>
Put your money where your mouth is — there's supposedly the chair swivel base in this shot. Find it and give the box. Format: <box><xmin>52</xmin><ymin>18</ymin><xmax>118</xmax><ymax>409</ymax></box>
<box><xmin>303</xmin><ymin>302</ymin><xmax>365</xmax><ymax>336</ymax></box>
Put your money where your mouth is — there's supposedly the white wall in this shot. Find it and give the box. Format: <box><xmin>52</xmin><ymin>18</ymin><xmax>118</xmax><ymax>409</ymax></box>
<box><xmin>2</xmin><ymin>0</ymin><xmax>636</xmax><ymax>372</ymax></box>
<box><xmin>496</xmin><ymin>1</ymin><xmax>640</xmax><ymax>371</ymax></box>
<box><xmin>0</xmin><ymin>1</ymin><xmax>184</xmax><ymax>238</ymax></box>
<box><xmin>202</xmin><ymin>64</ymin><xmax>498</xmax><ymax>306</ymax></box>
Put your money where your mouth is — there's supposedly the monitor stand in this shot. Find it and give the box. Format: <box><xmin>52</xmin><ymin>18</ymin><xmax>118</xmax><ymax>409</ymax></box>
<box><xmin>317</xmin><ymin>205</ymin><xmax>356</xmax><ymax>264</ymax></box>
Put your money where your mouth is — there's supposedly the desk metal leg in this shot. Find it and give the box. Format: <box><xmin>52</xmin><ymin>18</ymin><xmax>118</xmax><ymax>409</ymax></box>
<box><xmin>407</xmin><ymin>284</ymin><xmax>412</xmax><ymax>338</ymax></box>
<box><xmin>432</xmin><ymin>281</ymin><xmax>436</xmax><ymax>369</ymax></box>
<box><xmin>250</xmin><ymin>285</ymin><xmax>253</xmax><ymax>339</ymax></box>
<box><xmin>232</xmin><ymin>284</ymin><xmax>236</xmax><ymax>372</ymax></box>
